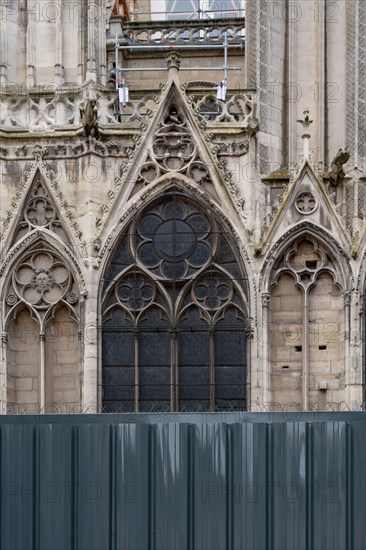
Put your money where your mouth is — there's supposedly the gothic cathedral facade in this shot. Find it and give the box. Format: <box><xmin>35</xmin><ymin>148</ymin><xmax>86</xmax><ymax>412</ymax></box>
<box><xmin>0</xmin><ymin>0</ymin><xmax>365</xmax><ymax>413</ymax></box>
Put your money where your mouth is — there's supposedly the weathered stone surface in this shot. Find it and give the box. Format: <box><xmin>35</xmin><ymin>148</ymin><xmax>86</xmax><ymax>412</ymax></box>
<box><xmin>0</xmin><ymin>1</ymin><xmax>364</xmax><ymax>413</ymax></box>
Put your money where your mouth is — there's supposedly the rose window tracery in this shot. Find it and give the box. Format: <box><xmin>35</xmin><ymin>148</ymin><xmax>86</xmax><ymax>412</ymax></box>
<box><xmin>14</xmin><ymin>252</ymin><xmax>70</xmax><ymax>307</ymax></box>
<box><xmin>136</xmin><ymin>200</ymin><xmax>213</xmax><ymax>279</ymax></box>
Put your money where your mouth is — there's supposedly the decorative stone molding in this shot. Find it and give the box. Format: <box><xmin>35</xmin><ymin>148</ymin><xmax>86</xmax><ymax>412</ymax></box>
<box><xmin>259</xmin><ymin>222</ymin><xmax>353</xmax><ymax>293</ymax></box>
<box><xmin>295</xmin><ymin>192</ymin><xmax>318</xmax><ymax>215</ymax></box>
<box><xmin>1</xmin><ymin>163</ymin><xmax>83</xmax><ymax>248</ymax></box>
<box><xmin>0</xmin><ymin>87</ymin><xmax>162</xmax><ymax>133</ymax></box>
<box><xmin>120</xmin><ymin>19</ymin><xmax>245</xmax><ymax>45</ymax></box>
<box><xmin>166</xmin><ymin>51</ymin><xmax>181</xmax><ymax>71</ymax></box>
<box><xmin>4</xmin><ymin>244</ymin><xmax>82</xmax><ymax>334</ymax></box>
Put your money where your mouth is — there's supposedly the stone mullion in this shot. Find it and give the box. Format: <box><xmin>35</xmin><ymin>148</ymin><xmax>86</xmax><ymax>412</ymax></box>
<box><xmin>134</xmin><ymin>327</ymin><xmax>139</xmax><ymax>412</ymax></box>
<box><xmin>261</xmin><ymin>292</ymin><xmax>270</xmax><ymax>407</ymax></box>
<box><xmin>83</xmin><ymin>281</ymin><xmax>98</xmax><ymax>412</ymax></box>
<box><xmin>302</xmin><ymin>288</ymin><xmax>309</xmax><ymax>411</ymax></box>
<box><xmin>39</xmin><ymin>331</ymin><xmax>46</xmax><ymax>412</ymax></box>
<box><xmin>1</xmin><ymin>332</ymin><xmax>8</xmax><ymax>414</ymax></box>
<box><xmin>170</xmin><ymin>328</ymin><xmax>177</xmax><ymax>412</ymax></box>
<box><xmin>343</xmin><ymin>291</ymin><xmax>352</xmax><ymax>402</ymax></box>
<box><xmin>209</xmin><ymin>327</ymin><xmax>215</xmax><ymax>412</ymax></box>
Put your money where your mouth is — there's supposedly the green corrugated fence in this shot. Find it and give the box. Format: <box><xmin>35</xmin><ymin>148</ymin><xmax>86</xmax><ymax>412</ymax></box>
<box><xmin>0</xmin><ymin>412</ymin><xmax>365</xmax><ymax>549</ymax></box>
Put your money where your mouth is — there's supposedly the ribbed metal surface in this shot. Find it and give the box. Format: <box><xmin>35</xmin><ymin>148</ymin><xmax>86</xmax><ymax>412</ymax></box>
<box><xmin>0</xmin><ymin>413</ymin><xmax>365</xmax><ymax>549</ymax></box>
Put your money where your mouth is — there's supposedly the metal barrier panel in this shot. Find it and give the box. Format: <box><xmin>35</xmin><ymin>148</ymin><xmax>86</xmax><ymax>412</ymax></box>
<box><xmin>0</xmin><ymin>413</ymin><xmax>365</xmax><ymax>549</ymax></box>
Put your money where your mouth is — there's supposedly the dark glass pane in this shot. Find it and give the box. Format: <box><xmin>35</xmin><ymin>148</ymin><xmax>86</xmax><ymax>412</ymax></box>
<box><xmin>178</xmin><ymin>309</ymin><xmax>210</xmax><ymax>403</ymax></box>
<box><xmin>215</xmin><ymin>367</ymin><xmax>245</xmax><ymax>399</ymax></box>
<box><xmin>102</xmin><ymin>332</ymin><xmax>134</xmax><ymax>366</ymax></box>
<box><xmin>178</xmin><ymin>332</ymin><xmax>210</xmax><ymax>366</ymax></box>
<box><xmin>214</xmin><ymin>308</ymin><xmax>247</xmax><ymax>409</ymax></box>
<box><xmin>139</xmin><ymin>332</ymin><xmax>170</xmax><ymax>365</ymax></box>
<box><xmin>179</xmin><ymin>367</ymin><xmax>210</xmax><ymax>399</ymax></box>
<box><xmin>215</xmin><ymin>331</ymin><xmax>246</xmax><ymax>366</ymax></box>
<box><xmin>139</xmin><ymin>367</ymin><xmax>170</xmax><ymax>400</ymax></box>
<box><xmin>215</xmin><ymin>308</ymin><xmax>246</xmax><ymax>367</ymax></box>
<box><xmin>103</xmin><ymin>366</ymin><xmax>134</xmax><ymax>387</ymax></box>
<box><xmin>215</xmin><ymin>366</ymin><xmax>245</xmax><ymax>386</ymax></box>
<box><xmin>104</xmin><ymin>235</ymin><xmax>131</xmax><ymax>287</ymax></box>
<box><xmin>138</xmin><ymin>308</ymin><xmax>170</xmax><ymax>405</ymax></box>
<box><xmin>103</xmin><ymin>384</ymin><xmax>135</xmax><ymax>401</ymax></box>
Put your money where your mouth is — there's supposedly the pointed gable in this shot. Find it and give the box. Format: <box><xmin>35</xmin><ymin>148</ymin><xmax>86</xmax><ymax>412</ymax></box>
<box><xmin>122</xmin><ymin>80</ymin><xmax>223</xmax><ymax>205</ymax></box>
<box><xmin>11</xmin><ymin>170</ymin><xmax>71</xmax><ymax>247</ymax></box>
<box><xmin>258</xmin><ymin>159</ymin><xmax>351</xmax><ymax>255</ymax></box>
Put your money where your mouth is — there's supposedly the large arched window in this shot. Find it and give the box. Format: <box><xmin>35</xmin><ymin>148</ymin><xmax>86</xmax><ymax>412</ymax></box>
<box><xmin>102</xmin><ymin>191</ymin><xmax>248</xmax><ymax>412</ymax></box>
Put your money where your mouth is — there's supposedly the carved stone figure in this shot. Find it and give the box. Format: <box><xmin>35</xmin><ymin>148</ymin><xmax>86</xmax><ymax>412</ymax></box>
<box><xmin>79</xmin><ymin>99</ymin><xmax>99</xmax><ymax>138</ymax></box>
<box><xmin>329</xmin><ymin>148</ymin><xmax>350</xmax><ymax>186</ymax></box>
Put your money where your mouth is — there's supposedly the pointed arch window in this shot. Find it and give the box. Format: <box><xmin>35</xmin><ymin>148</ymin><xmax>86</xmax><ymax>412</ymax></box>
<box><xmin>3</xmin><ymin>241</ymin><xmax>82</xmax><ymax>413</ymax></box>
<box><xmin>268</xmin><ymin>235</ymin><xmax>346</xmax><ymax>411</ymax></box>
<box><xmin>102</xmin><ymin>191</ymin><xmax>248</xmax><ymax>412</ymax></box>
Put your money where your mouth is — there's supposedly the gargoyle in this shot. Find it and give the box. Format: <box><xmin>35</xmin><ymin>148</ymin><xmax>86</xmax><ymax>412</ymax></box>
<box><xmin>79</xmin><ymin>99</ymin><xmax>99</xmax><ymax>138</ymax></box>
<box><xmin>329</xmin><ymin>148</ymin><xmax>350</xmax><ymax>186</ymax></box>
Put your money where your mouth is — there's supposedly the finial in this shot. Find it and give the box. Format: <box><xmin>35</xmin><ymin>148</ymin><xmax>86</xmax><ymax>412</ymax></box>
<box><xmin>166</xmin><ymin>51</ymin><xmax>181</xmax><ymax>74</ymax></box>
<box><xmin>297</xmin><ymin>110</ymin><xmax>313</xmax><ymax>159</ymax></box>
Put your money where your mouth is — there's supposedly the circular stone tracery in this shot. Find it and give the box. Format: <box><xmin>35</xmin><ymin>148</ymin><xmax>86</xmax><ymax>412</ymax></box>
<box><xmin>295</xmin><ymin>192</ymin><xmax>317</xmax><ymax>215</ymax></box>
<box><xmin>135</xmin><ymin>199</ymin><xmax>213</xmax><ymax>279</ymax></box>
<box><xmin>154</xmin><ymin>220</ymin><xmax>196</xmax><ymax>260</ymax></box>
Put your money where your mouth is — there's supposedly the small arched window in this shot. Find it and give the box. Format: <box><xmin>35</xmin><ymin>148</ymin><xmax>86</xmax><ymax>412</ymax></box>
<box><xmin>102</xmin><ymin>191</ymin><xmax>248</xmax><ymax>412</ymax></box>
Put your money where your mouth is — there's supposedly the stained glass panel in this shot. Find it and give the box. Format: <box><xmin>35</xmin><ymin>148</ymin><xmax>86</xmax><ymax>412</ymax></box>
<box><xmin>102</xmin><ymin>193</ymin><xmax>248</xmax><ymax>412</ymax></box>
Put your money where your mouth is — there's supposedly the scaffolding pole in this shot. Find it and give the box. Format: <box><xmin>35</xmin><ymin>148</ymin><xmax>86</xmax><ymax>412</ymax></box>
<box><xmin>112</xmin><ymin>29</ymin><xmax>243</xmax><ymax>115</ymax></box>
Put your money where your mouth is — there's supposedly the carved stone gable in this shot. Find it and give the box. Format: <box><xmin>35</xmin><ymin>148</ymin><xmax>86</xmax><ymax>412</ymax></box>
<box><xmin>12</xmin><ymin>171</ymin><xmax>70</xmax><ymax>247</ymax></box>
<box><xmin>129</xmin><ymin>103</ymin><xmax>220</xmax><ymax>203</ymax></box>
